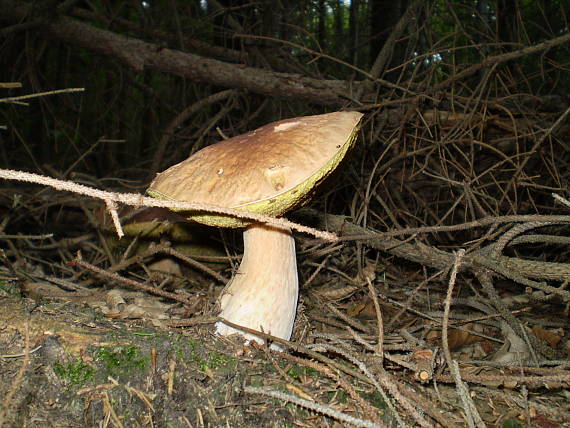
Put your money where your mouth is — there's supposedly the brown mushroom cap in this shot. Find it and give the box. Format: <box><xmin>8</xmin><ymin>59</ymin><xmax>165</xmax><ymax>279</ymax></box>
<box><xmin>147</xmin><ymin>111</ymin><xmax>363</xmax><ymax>227</ymax></box>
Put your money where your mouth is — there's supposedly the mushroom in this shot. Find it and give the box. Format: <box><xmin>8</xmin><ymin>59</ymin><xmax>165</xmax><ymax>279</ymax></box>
<box><xmin>147</xmin><ymin>111</ymin><xmax>363</xmax><ymax>347</ymax></box>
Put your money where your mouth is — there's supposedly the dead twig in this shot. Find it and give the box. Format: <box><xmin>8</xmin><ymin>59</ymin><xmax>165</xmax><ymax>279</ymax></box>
<box><xmin>441</xmin><ymin>250</ymin><xmax>485</xmax><ymax>428</ymax></box>
<box><xmin>70</xmin><ymin>251</ymin><xmax>193</xmax><ymax>305</ymax></box>
<box><xmin>244</xmin><ymin>386</ymin><xmax>385</xmax><ymax>428</ymax></box>
<box><xmin>0</xmin><ymin>169</ymin><xmax>337</xmax><ymax>241</ymax></box>
<box><xmin>0</xmin><ymin>322</ymin><xmax>31</xmax><ymax>427</ymax></box>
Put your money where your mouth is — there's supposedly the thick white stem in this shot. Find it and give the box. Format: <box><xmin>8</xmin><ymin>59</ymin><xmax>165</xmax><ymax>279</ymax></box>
<box><xmin>215</xmin><ymin>223</ymin><xmax>298</xmax><ymax>347</ymax></box>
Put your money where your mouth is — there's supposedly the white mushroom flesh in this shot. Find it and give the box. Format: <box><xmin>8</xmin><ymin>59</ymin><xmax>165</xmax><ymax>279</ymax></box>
<box><xmin>215</xmin><ymin>223</ymin><xmax>298</xmax><ymax>349</ymax></box>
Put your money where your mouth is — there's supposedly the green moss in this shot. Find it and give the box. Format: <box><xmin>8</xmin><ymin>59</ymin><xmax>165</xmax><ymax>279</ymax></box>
<box><xmin>285</xmin><ymin>365</ymin><xmax>301</xmax><ymax>380</ymax></box>
<box><xmin>194</xmin><ymin>350</ymin><xmax>236</xmax><ymax>372</ymax></box>
<box><xmin>305</xmin><ymin>367</ymin><xmax>319</xmax><ymax>377</ymax></box>
<box><xmin>364</xmin><ymin>391</ymin><xmax>388</xmax><ymax>410</ymax></box>
<box><xmin>248</xmin><ymin>377</ymin><xmax>264</xmax><ymax>387</ymax></box>
<box><xmin>328</xmin><ymin>389</ymin><xmax>349</xmax><ymax>404</ymax></box>
<box><xmin>54</xmin><ymin>359</ymin><xmax>95</xmax><ymax>387</ymax></box>
<box><xmin>207</xmin><ymin>350</ymin><xmax>234</xmax><ymax>369</ymax></box>
<box><xmin>132</xmin><ymin>331</ymin><xmax>159</xmax><ymax>337</ymax></box>
<box><xmin>94</xmin><ymin>345</ymin><xmax>147</xmax><ymax>378</ymax></box>
<box><xmin>0</xmin><ymin>280</ymin><xmax>20</xmax><ymax>297</ymax></box>
<box><xmin>502</xmin><ymin>420</ymin><xmax>523</xmax><ymax>428</ymax></box>
<box><xmin>285</xmin><ymin>364</ymin><xmax>319</xmax><ymax>380</ymax></box>
<box><xmin>179</xmin><ymin>341</ymin><xmax>237</xmax><ymax>373</ymax></box>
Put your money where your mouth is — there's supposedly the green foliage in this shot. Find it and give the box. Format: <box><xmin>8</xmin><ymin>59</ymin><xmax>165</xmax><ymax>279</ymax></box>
<box><xmin>54</xmin><ymin>359</ymin><xmax>95</xmax><ymax>387</ymax></box>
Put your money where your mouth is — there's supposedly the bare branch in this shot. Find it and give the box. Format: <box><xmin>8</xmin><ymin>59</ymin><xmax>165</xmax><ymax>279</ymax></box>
<box><xmin>0</xmin><ymin>0</ymin><xmax>358</xmax><ymax>106</ymax></box>
<box><xmin>0</xmin><ymin>168</ymin><xmax>337</xmax><ymax>241</ymax></box>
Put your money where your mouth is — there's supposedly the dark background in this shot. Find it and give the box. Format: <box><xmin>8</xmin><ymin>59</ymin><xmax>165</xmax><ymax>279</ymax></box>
<box><xmin>3</xmin><ymin>0</ymin><xmax>570</xmax><ymax>273</ymax></box>
<box><xmin>1</xmin><ymin>2</ymin><xmax>570</xmax><ymax>426</ymax></box>
<box><xmin>2</xmin><ymin>1</ymin><xmax>568</xmax><ymax>211</ymax></box>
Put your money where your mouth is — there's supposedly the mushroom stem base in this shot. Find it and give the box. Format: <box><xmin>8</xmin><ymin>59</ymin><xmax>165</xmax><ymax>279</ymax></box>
<box><xmin>215</xmin><ymin>223</ymin><xmax>298</xmax><ymax>348</ymax></box>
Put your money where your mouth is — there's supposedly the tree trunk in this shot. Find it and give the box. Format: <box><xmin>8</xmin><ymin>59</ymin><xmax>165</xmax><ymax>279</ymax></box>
<box><xmin>369</xmin><ymin>0</ymin><xmax>405</xmax><ymax>76</ymax></box>
<box><xmin>349</xmin><ymin>0</ymin><xmax>360</xmax><ymax>66</ymax></box>
<box><xmin>333</xmin><ymin>0</ymin><xmax>345</xmax><ymax>58</ymax></box>
<box><xmin>318</xmin><ymin>0</ymin><xmax>327</xmax><ymax>50</ymax></box>
<box><xmin>496</xmin><ymin>0</ymin><xmax>519</xmax><ymax>47</ymax></box>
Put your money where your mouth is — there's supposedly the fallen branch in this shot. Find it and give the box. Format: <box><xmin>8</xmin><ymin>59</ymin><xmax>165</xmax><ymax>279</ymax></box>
<box><xmin>295</xmin><ymin>208</ymin><xmax>570</xmax><ymax>299</ymax></box>
<box><xmin>0</xmin><ymin>0</ymin><xmax>356</xmax><ymax>106</ymax></box>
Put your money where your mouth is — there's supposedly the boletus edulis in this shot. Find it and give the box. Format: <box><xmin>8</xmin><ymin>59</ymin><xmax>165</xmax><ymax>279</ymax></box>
<box><xmin>147</xmin><ymin>111</ymin><xmax>363</xmax><ymax>348</ymax></box>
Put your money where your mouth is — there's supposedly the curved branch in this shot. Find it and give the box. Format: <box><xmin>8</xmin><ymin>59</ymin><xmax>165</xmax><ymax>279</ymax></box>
<box><xmin>0</xmin><ymin>0</ymin><xmax>358</xmax><ymax>106</ymax></box>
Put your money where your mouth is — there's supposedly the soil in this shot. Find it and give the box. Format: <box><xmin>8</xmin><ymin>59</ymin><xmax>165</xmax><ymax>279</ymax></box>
<box><xmin>0</xmin><ymin>292</ymin><xmax>302</xmax><ymax>428</ymax></box>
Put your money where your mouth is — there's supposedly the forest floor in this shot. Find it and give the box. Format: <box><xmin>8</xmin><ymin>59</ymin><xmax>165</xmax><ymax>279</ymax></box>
<box><xmin>0</xmin><ymin>291</ymin><xmax>304</xmax><ymax>427</ymax></box>
<box><xmin>0</xmin><ymin>192</ymin><xmax>569</xmax><ymax>427</ymax></box>
<box><xmin>0</xmin><ymin>271</ymin><xmax>569</xmax><ymax>427</ymax></box>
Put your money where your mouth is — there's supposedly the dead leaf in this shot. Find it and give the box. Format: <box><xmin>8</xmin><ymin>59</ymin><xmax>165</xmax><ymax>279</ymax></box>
<box><xmin>531</xmin><ymin>414</ymin><xmax>562</xmax><ymax>428</ymax></box>
<box><xmin>426</xmin><ymin>326</ymin><xmax>484</xmax><ymax>350</ymax></box>
<box><xmin>148</xmin><ymin>258</ymin><xmax>182</xmax><ymax>276</ymax></box>
<box><xmin>531</xmin><ymin>326</ymin><xmax>562</xmax><ymax>348</ymax></box>
<box><xmin>447</xmin><ymin>328</ymin><xmax>484</xmax><ymax>350</ymax></box>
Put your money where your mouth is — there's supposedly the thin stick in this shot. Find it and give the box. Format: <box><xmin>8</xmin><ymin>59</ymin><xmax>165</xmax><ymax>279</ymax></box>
<box><xmin>342</xmin><ymin>214</ymin><xmax>570</xmax><ymax>242</ymax></box>
<box><xmin>71</xmin><ymin>252</ymin><xmax>193</xmax><ymax>305</ymax></box>
<box><xmin>442</xmin><ymin>250</ymin><xmax>485</xmax><ymax>428</ymax></box>
<box><xmin>244</xmin><ymin>386</ymin><xmax>384</xmax><ymax>428</ymax></box>
<box><xmin>366</xmin><ymin>278</ymin><xmax>384</xmax><ymax>361</ymax></box>
<box><xmin>0</xmin><ymin>322</ymin><xmax>31</xmax><ymax>426</ymax></box>
<box><xmin>159</xmin><ymin>245</ymin><xmax>228</xmax><ymax>284</ymax></box>
<box><xmin>0</xmin><ymin>168</ymin><xmax>337</xmax><ymax>241</ymax></box>
<box><xmin>0</xmin><ymin>87</ymin><xmax>84</xmax><ymax>103</ymax></box>
<box><xmin>307</xmin><ymin>343</ymin><xmax>425</xmax><ymax>428</ymax></box>
<box><xmin>277</xmin><ymin>352</ymin><xmax>385</xmax><ymax>426</ymax></box>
